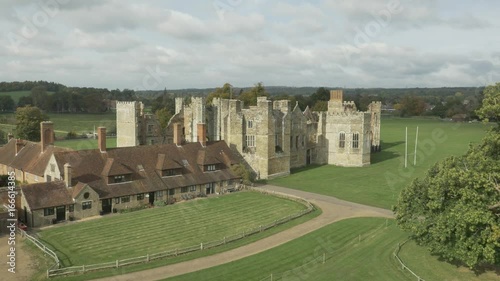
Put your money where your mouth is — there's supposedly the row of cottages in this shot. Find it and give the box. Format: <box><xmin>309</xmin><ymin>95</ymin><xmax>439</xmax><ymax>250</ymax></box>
<box><xmin>0</xmin><ymin>122</ymin><xmax>69</xmax><ymax>183</ymax></box>
<box><xmin>0</xmin><ymin>122</ymin><xmax>241</xmax><ymax>227</ymax></box>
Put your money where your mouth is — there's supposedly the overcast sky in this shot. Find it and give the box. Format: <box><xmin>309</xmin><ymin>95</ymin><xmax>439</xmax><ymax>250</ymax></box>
<box><xmin>1</xmin><ymin>0</ymin><xmax>499</xmax><ymax>90</ymax></box>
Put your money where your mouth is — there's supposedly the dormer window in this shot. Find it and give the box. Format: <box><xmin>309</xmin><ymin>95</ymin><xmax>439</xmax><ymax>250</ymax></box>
<box><xmin>205</xmin><ymin>164</ymin><xmax>217</xmax><ymax>172</ymax></box>
<box><xmin>162</xmin><ymin>169</ymin><xmax>180</xmax><ymax>177</ymax></box>
<box><xmin>110</xmin><ymin>174</ymin><xmax>132</xmax><ymax>184</ymax></box>
<box><xmin>114</xmin><ymin>175</ymin><xmax>126</xmax><ymax>183</ymax></box>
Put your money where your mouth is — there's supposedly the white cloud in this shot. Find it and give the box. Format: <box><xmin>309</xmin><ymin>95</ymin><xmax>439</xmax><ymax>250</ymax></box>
<box><xmin>0</xmin><ymin>0</ymin><xmax>499</xmax><ymax>89</ymax></box>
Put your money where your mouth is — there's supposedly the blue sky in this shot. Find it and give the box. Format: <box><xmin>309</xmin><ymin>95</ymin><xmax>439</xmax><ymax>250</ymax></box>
<box><xmin>1</xmin><ymin>0</ymin><xmax>499</xmax><ymax>90</ymax></box>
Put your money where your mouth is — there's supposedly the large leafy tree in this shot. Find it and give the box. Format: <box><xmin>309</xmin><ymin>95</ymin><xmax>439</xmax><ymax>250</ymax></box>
<box><xmin>239</xmin><ymin>82</ymin><xmax>269</xmax><ymax>107</ymax></box>
<box><xmin>206</xmin><ymin>83</ymin><xmax>232</xmax><ymax>105</ymax></box>
<box><xmin>0</xmin><ymin>95</ymin><xmax>15</xmax><ymax>111</ymax></box>
<box><xmin>15</xmin><ymin>106</ymin><xmax>49</xmax><ymax>141</ymax></box>
<box><xmin>477</xmin><ymin>82</ymin><xmax>500</xmax><ymax>125</ymax></box>
<box><xmin>394</xmin><ymin>83</ymin><xmax>500</xmax><ymax>269</ymax></box>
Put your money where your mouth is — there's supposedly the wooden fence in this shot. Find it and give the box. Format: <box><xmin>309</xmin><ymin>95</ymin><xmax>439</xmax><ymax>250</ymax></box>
<box><xmin>25</xmin><ymin>187</ymin><xmax>314</xmax><ymax>278</ymax></box>
<box><xmin>18</xmin><ymin>229</ymin><xmax>60</xmax><ymax>276</ymax></box>
<box><xmin>393</xmin><ymin>240</ymin><xmax>425</xmax><ymax>281</ymax></box>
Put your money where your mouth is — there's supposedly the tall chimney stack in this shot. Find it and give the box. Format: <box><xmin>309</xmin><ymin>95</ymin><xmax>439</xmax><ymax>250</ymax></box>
<box><xmin>98</xmin><ymin>127</ymin><xmax>106</xmax><ymax>153</ymax></box>
<box><xmin>173</xmin><ymin>123</ymin><xmax>182</xmax><ymax>146</ymax></box>
<box><xmin>15</xmin><ymin>139</ymin><xmax>24</xmax><ymax>155</ymax></box>
<box><xmin>40</xmin><ymin>121</ymin><xmax>54</xmax><ymax>153</ymax></box>
<box><xmin>7</xmin><ymin>133</ymin><xmax>14</xmax><ymax>142</ymax></box>
<box><xmin>64</xmin><ymin>163</ymin><xmax>72</xmax><ymax>188</ymax></box>
<box><xmin>197</xmin><ymin>123</ymin><xmax>206</xmax><ymax>147</ymax></box>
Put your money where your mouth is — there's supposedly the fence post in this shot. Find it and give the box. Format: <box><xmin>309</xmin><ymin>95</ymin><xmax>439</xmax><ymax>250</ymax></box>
<box><xmin>270</xmin><ymin>273</ymin><xmax>273</xmax><ymax>281</ymax></box>
<box><xmin>82</xmin><ymin>264</ymin><xmax>85</xmax><ymax>273</ymax></box>
<box><xmin>146</xmin><ymin>253</ymin><xmax>149</xmax><ymax>262</ymax></box>
<box><xmin>116</xmin><ymin>260</ymin><xmax>119</xmax><ymax>268</ymax></box>
<box><xmin>200</xmin><ymin>243</ymin><xmax>203</xmax><ymax>250</ymax></box>
<box><xmin>223</xmin><ymin>236</ymin><xmax>226</xmax><ymax>244</ymax></box>
<box><xmin>323</xmin><ymin>253</ymin><xmax>326</xmax><ymax>264</ymax></box>
<box><xmin>260</xmin><ymin>225</ymin><xmax>262</xmax><ymax>232</ymax></box>
<box><xmin>47</xmin><ymin>269</ymin><xmax>49</xmax><ymax>278</ymax></box>
<box><xmin>175</xmin><ymin>248</ymin><xmax>178</xmax><ymax>256</ymax></box>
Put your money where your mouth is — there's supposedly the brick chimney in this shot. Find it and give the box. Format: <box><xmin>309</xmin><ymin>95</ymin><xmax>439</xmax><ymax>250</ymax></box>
<box><xmin>64</xmin><ymin>163</ymin><xmax>72</xmax><ymax>188</ymax></box>
<box><xmin>40</xmin><ymin>121</ymin><xmax>54</xmax><ymax>153</ymax></box>
<box><xmin>197</xmin><ymin>123</ymin><xmax>206</xmax><ymax>147</ymax></box>
<box><xmin>173</xmin><ymin>123</ymin><xmax>182</xmax><ymax>146</ymax></box>
<box><xmin>15</xmin><ymin>139</ymin><xmax>24</xmax><ymax>155</ymax></box>
<box><xmin>98</xmin><ymin>127</ymin><xmax>106</xmax><ymax>153</ymax></box>
<box><xmin>7</xmin><ymin>133</ymin><xmax>14</xmax><ymax>141</ymax></box>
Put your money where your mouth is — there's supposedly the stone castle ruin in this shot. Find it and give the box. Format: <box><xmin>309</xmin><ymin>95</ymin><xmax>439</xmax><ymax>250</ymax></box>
<box><xmin>117</xmin><ymin>90</ymin><xmax>381</xmax><ymax>179</ymax></box>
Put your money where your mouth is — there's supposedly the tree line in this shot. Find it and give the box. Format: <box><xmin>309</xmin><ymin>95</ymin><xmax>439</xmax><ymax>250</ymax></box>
<box><xmin>0</xmin><ymin>81</ymin><xmax>487</xmax><ymax>121</ymax></box>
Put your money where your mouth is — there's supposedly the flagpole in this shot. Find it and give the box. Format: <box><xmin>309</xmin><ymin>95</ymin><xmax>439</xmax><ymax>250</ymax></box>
<box><xmin>405</xmin><ymin>127</ymin><xmax>408</xmax><ymax>168</ymax></box>
<box><xmin>414</xmin><ymin>126</ymin><xmax>418</xmax><ymax>166</ymax></box>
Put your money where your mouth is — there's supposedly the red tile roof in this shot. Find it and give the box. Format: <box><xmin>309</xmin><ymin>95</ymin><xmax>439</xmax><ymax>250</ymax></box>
<box><xmin>52</xmin><ymin>141</ymin><xmax>241</xmax><ymax>199</ymax></box>
<box><xmin>0</xmin><ymin>139</ymin><xmax>70</xmax><ymax>177</ymax></box>
<box><xmin>21</xmin><ymin>181</ymin><xmax>73</xmax><ymax>210</ymax></box>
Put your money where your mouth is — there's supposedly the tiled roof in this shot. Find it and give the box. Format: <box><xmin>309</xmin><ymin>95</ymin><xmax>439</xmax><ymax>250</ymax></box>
<box><xmin>0</xmin><ymin>139</ymin><xmax>70</xmax><ymax>177</ymax></box>
<box><xmin>21</xmin><ymin>181</ymin><xmax>73</xmax><ymax>210</ymax></box>
<box><xmin>53</xmin><ymin>141</ymin><xmax>241</xmax><ymax>199</ymax></box>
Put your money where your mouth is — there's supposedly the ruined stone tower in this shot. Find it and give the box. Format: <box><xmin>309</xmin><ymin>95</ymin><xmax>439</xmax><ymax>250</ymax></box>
<box><xmin>116</xmin><ymin>89</ymin><xmax>382</xmax><ymax>179</ymax></box>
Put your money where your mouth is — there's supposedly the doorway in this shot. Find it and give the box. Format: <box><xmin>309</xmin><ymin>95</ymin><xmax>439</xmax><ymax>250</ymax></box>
<box><xmin>149</xmin><ymin>192</ymin><xmax>155</xmax><ymax>205</ymax></box>
<box><xmin>56</xmin><ymin>206</ymin><xmax>66</xmax><ymax>221</ymax></box>
<box><xmin>102</xmin><ymin>199</ymin><xmax>112</xmax><ymax>214</ymax></box>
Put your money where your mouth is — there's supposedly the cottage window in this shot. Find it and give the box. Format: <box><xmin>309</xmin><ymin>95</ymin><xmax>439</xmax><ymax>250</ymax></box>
<box><xmin>245</xmin><ymin>135</ymin><xmax>255</xmax><ymax>147</ymax></box>
<box><xmin>352</xmin><ymin>133</ymin><xmax>359</xmax><ymax>149</ymax></box>
<box><xmin>147</xmin><ymin>124</ymin><xmax>154</xmax><ymax>133</ymax></box>
<box><xmin>156</xmin><ymin>190</ymin><xmax>163</xmax><ymax>198</ymax></box>
<box><xmin>44</xmin><ymin>208</ymin><xmax>54</xmax><ymax>216</ymax></box>
<box><xmin>189</xmin><ymin>185</ymin><xmax>197</xmax><ymax>192</ymax></box>
<box><xmin>206</xmin><ymin>164</ymin><xmax>216</xmax><ymax>171</ymax></box>
<box><xmin>114</xmin><ymin>198</ymin><xmax>120</xmax><ymax>204</ymax></box>
<box><xmin>120</xmin><ymin>196</ymin><xmax>130</xmax><ymax>203</ymax></box>
<box><xmin>83</xmin><ymin>192</ymin><xmax>90</xmax><ymax>199</ymax></box>
<box><xmin>247</xmin><ymin>120</ymin><xmax>253</xmax><ymax>128</ymax></box>
<box><xmin>168</xmin><ymin>189</ymin><xmax>175</xmax><ymax>196</ymax></box>
<box><xmin>69</xmin><ymin>205</ymin><xmax>74</xmax><ymax>212</ymax></box>
<box><xmin>137</xmin><ymin>194</ymin><xmax>144</xmax><ymax>200</ymax></box>
<box><xmin>163</xmin><ymin>169</ymin><xmax>177</xmax><ymax>177</ymax></box>
<box><xmin>50</xmin><ymin>164</ymin><xmax>55</xmax><ymax>173</ymax></box>
<box><xmin>82</xmin><ymin>201</ymin><xmax>92</xmax><ymax>210</ymax></box>
<box><xmin>114</xmin><ymin>175</ymin><xmax>126</xmax><ymax>183</ymax></box>
<box><xmin>181</xmin><ymin>187</ymin><xmax>188</xmax><ymax>193</ymax></box>
<box><xmin>339</xmin><ymin>133</ymin><xmax>345</xmax><ymax>148</ymax></box>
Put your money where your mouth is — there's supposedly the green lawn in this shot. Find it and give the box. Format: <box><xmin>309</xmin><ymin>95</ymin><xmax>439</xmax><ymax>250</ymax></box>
<box><xmin>55</xmin><ymin>137</ymin><xmax>117</xmax><ymax>150</ymax></box>
<box><xmin>167</xmin><ymin>218</ymin><xmax>498</xmax><ymax>281</ymax></box>
<box><xmin>0</xmin><ymin>112</ymin><xmax>116</xmax><ymax>137</ymax></box>
<box><xmin>39</xmin><ymin>192</ymin><xmax>307</xmax><ymax>267</ymax></box>
<box><xmin>399</xmin><ymin>240</ymin><xmax>499</xmax><ymax>281</ymax></box>
<box><xmin>270</xmin><ymin>117</ymin><xmax>490</xmax><ymax>209</ymax></box>
<box><xmin>0</xmin><ymin>90</ymin><xmax>33</xmax><ymax>103</ymax></box>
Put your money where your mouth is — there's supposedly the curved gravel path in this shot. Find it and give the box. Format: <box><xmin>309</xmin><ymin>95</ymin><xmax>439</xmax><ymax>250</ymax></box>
<box><xmin>93</xmin><ymin>185</ymin><xmax>394</xmax><ymax>281</ymax></box>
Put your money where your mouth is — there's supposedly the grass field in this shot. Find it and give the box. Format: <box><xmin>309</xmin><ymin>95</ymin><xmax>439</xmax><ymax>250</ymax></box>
<box><xmin>0</xmin><ymin>90</ymin><xmax>33</xmax><ymax>103</ymax></box>
<box><xmin>39</xmin><ymin>192</ymin><xmax>307</xmax><ymax>267</ymax></box>
<box><xmin>167</xmin><ymin>218</ymin><xmax>498</xmax><ymax>281</ymax></box>
<box><xmin>54</xmin><ymin>137</ymin><xmax>117</xmax><ymax>150</ymax></box>
<box><xmin>270</xmin><ymin>117</ymin><xmax>490</xmax><ymax>209</ymax></box>
<box><xmin>0</xmin><ymin>112</ymin><xmax>116</xmax><ymax>137</ymax></box>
